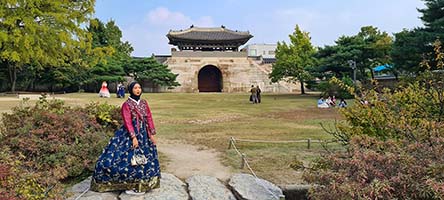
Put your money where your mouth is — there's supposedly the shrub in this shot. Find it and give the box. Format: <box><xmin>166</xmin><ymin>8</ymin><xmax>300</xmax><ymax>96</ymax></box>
<box><xmin>304</xmin><ymin>40</ymin><xmax>444</xmax><ymax>199</ymax></box>
<box><xmin>304</xmin><ymin>136</ymin><xmax>444</xmax><ymax>200</ymax></box>
<box><xmin>0</xmin><ymin>97</ymin><xmax>119</xmax><ymax>199</ymax></box>
<box><xmin>316</xmin><ymin>76</ymin><xmax>354</xmax><ymax>99</ymax></box>
<box><xmin>82</xmin><ymin>101</ymin><xmax>121</xmax><ymax>130</ymax></box>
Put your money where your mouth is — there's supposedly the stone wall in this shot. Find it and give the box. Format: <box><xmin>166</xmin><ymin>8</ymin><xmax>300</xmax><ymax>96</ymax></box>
<box><xmin>164</xmin><ymin>53</ymin><xmax>300</xmax><ymax>93</ymax></box>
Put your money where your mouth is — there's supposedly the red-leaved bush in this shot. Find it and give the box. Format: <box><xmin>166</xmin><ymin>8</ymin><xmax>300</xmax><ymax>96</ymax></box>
<box><xmin>0</xmin><ymin>97</ymin><xmax>120</xmax><ymax>199</ymax></box>
<box><xmin>304</xmin><ymin>136</ymin><xmax>444</xmax><ymax>199</ymax></box>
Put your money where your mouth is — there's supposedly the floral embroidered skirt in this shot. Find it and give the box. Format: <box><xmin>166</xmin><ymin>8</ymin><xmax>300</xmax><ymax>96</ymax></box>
<box><xmin>91</xmin><ymin>121</ymin><xmax>160</xmax><ymax>192</ymax></box>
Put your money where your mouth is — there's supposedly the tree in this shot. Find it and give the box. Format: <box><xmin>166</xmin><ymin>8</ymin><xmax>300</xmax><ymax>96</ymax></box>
<box><xmin>418</xmin><ymin>0</ymin><xmax>444</xmax><ymax>32</ymax></box>
<box><xmin>391</xmin><ymin>0</ymin><xmax>444</xmax><ymax>75</ymax></box>
<box><xmin>317</xmin><ymin>26</ymin><xmax>392</xmax><ymax>82</ymax></box>
<box><xmin>315</xmin><ymin>45</ymin><xmax>352</xmax><ymax>79</ymax></box>
<box><xmin>82</xmin><ymin>19</ymin><xmax>132</xmax><ymax>89</ymax></box>
<box><xmin>0</xmin><ymin>0</ymin><xmax>95</xmax><ymax>92</ymax></box>
<box><xmin>391</xmin><ymin>29</ymin><xmax>433</xmax><ymax>75</ymax></box>
<box><xmin>126</xmin><ymin>57</ymin><xmax>180</xmax><ymax>88</ymax></box>
<box><xmin>270</xmin><ymin>25</ymin><xmax>316</xmax><ymax>94</ymax></box>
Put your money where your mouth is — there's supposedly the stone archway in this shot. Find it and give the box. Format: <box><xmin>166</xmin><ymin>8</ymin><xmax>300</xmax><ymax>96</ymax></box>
<box><xmin>198</xmin><ymin>65</ymin><xmax>223</xmax><ymax>92</ymax></box>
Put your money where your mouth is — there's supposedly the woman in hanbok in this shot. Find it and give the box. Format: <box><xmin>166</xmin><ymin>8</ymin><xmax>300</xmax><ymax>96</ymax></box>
<box><xmin>118</xmin><ymin>83</ymin><xmax>126</xmax><ymax>98</ymax></box>
<box><xmin>99</xmin><ymin>81</ymin><xmax>110</xmax><ymax>98</ymax></box>
<box><xmin>91</xmin><ymin>82</ymin><xmax>160</xmax><ymax>195</ymax></box>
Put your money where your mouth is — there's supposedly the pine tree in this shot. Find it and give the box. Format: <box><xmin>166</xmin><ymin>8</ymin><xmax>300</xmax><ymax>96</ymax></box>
<box><xmin>418</xmin><ymin>0</ymin><xmax>444</xmax><ymax>31</ymax></box>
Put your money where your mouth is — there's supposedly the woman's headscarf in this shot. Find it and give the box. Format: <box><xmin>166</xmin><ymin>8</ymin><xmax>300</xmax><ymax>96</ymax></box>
<box><xmin>128</xmin><ymin>81</ymin><xmax>141</xmax><ymax>101</ymax></box>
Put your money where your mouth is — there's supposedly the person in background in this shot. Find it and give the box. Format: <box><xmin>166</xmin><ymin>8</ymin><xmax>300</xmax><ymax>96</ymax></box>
<box><xmin>99</xmin><ymin>81</ymin><xmax>110</xmax><ymax>98</ymax></box>
<box><xmin>332</xmin><ymin>95</ymin><xmax>337</xmax><ymax>106</ymax></box>
<box><xmin>250</xmin><ymin>85</ymin><xmax>258</xmax><ymax>104</ymax></box>
<box><xmin>116</xmin><ymin>82</ymin><xmax>123</xmax><ymax>98</ymax></box>
<box><xmin>256</xmin><ymin>85</ymin><xmax>262</xmax><ymax>103</ymax></box>
<box><xmin>338</xmin><ymin>98</ymin><xmax>348</xmax><ymax>108</ymax></box>
<box><xmin>325</xmin><ymin>96</ymin><xmax>333</xmax><ymax>107</ymax></box>
<box><xmin>317</xmin><ymin>97</ymin><xmax>329</xmax><ymax>108</ymax></box>
<box><xmin>117</xmin><ymin>82</ymin><xmax>125</xmax><ymax>98</ymax></box>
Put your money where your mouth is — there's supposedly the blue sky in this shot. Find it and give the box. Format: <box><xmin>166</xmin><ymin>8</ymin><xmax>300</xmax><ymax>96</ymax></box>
<box><xmin>94</xmin><ymin>0</ymin><xmax>425</xmax><ymax>57</ymax></box>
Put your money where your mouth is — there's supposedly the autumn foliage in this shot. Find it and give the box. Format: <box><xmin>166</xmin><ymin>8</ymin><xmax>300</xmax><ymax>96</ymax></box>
<box><xmin>0</xmin><ymin>97</ymin><xmax>120</xmax><ymax>199</ymax></box>
<box><xmin>304</xmin><ymin>41</ymin><xmax>444</xmax><ymax>199</ymax></box>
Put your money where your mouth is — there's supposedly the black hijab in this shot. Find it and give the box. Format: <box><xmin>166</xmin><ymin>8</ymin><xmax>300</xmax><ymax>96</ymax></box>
<box><xmin>128</xmin><ymin>81</ymin><xmax>141</xmax><ymax>101</ymax></box>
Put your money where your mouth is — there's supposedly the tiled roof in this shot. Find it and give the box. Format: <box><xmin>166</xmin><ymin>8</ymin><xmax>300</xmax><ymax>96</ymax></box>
<box><xmin>167</xmin><ymin>26</ymin><xmax>253</xmax><ymax>44</ymax></box>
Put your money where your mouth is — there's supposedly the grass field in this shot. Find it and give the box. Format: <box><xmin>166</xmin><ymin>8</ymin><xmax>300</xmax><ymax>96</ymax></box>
<box><xmin>0</xmin><ymin>92</ymin><xmax>344</xmax><ymax>185</ymax></box>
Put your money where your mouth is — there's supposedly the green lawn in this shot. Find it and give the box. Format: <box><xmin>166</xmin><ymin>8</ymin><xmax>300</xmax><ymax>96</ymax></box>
<box><xmin>0</xmin><ymin>92</ymin><xmax>344</xmax><ymax>184</ymax></box>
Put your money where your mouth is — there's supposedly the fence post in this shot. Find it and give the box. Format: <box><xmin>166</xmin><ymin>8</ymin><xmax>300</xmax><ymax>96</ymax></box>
<box><xmin>228</xmin><ymin>138</ymin><xmax>232</xmax><ymax>149</ymax></box>
<box><xmin>307</xmin><ymin>138</ymin><xmax>311</xmax><ymax>149</ymax></box>
<box><xmin>241</xmin><ymin>153</ymin><xmax>246</xmax><ymax>169</ymax></box>
<box><xmin>279</xmin><ymin>194</ymin><xmax>286</xmax><ymax>200</ymax></box>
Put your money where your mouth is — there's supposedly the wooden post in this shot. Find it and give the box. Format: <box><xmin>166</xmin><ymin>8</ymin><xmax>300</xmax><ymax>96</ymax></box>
<box><xmin>241</xmin><ymin>153</ymin><xmax>246</xmax><ymax>169</ymax></box>
<box><xmin>279</xmin><ymin>194</ymin><xmax>286</xmax><ymax>200</ymax></box>
<box><xmin>228</xmin><ymin>138</ymin><xmax>232</xmax><ymax>149</ymax></box>
<box><xmin>307</xmin><ymin>138</ymin><xmax>311</xmax><ymax>149</ymax></box>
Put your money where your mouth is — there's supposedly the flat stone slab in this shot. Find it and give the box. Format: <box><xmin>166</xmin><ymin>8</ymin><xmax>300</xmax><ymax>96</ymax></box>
<box><xmin>73</xmin><ymin>191</ymin><xmax>119</xmax><ymax>200</ymax></box>
<box><xmin>119</xmin><ymin>173</ymin><xmax>189</xmax><ymax>200</ymax></box>
<box><xmin>67</xmin><ymin>173</ymin><xmax>286</xmax><ymax>200</ymax></box>
<box><xmin>228</xmin><ymin>173</ymin><xmax>283</xmax><ymax>200</ymax></box>
<box><xmin>186</xmin><ymin>175</ymin><xmax>236</xmax><ymax>200</ymax></box>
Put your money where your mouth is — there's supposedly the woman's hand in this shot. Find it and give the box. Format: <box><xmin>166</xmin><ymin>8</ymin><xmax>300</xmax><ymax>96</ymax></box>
<box><xmin>132</xmin><ymin>137</ymin><xmax>139</xmax><ymax>149</ymax></box>
<box><xmin>150</xmin><ymin>135</ymin><xmax>157</xmax><ymax>145</ymax></box>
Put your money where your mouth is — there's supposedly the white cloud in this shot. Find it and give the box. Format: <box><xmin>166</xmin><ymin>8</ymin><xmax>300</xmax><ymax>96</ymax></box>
<box><xmin>122</xmin><ymin>7</ymin><xmax>215</xmax><ymax>56</ymax></box>
<box><xmin>146</xmin><ymin>7</ymin><xmax>214</xmax><ymax>27</ymax></box>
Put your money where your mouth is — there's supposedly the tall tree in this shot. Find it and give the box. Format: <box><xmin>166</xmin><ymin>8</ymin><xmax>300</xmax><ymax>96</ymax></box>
<box><xmin>269</xmin><ymin>25</ymin><xmax>316</xmax><ymax>94</ymax></box>
<box><xmin>83</xmin><ymin>19</ymin><xmax>133</xmax><ymax>87</ymax></box>
<box><xmin>0</xmin><ymin>0</ymin><xmax>95</xmax><ymax>92</ymax></box>
<box><xmin>418</xmin><ymin>0</ymin><xmax>444</xmax><ymax>32</ymax></box>
<box><xmin>392</xmin><ymin>0</ymin><xmax>444</xmax><ymax>75</ymax></box>
<box><xmin>391</xmin><ymin>29</ymin><xmax>433</xmax><ymax>74</ymax></box>
<box><xmin>317</xmin><ymin>26</ymin><xmax>392</xmax><ymax>81</ymax></box>
<box><xmin>126</xmin><ymin>57</ymin><xmax>180</xmax><ymax>88</ymax></box>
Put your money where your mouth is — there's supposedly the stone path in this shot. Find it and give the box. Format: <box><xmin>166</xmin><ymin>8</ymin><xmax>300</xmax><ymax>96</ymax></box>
<box><xmin>157</xmin><ymin>140</ymin><xmax>232</xmax><ymax>181</ymax></box>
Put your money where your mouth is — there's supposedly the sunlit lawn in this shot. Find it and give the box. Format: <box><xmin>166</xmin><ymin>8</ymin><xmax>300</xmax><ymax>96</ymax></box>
<box><xmin>0</xmin><ymin>92</ymin><xmax>345</xmax><ymax>185</ymax></box>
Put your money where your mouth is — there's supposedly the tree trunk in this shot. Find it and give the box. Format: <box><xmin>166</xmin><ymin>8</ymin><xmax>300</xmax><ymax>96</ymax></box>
<box><xmin>8</xmin><ymin>63</ymin><xmax>17</xmax><ymax>93</ymax></box>
<box><xmin>300</xmin><ymin>80</ymin><xmax>305</xmax><ymax>94</ymax></box>
<box><xmin>369</xmin><ymin>67</ymin><xmax>375</xmax><ymax>80</ymax></box>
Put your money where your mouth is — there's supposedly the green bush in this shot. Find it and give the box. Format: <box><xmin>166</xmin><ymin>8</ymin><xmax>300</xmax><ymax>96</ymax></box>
<box><xmin>315</xmin><ymin>76</ymin><xmax>354</xmax><ymax>99</ymax></box>
<box><xmin>82</xmin><ymin>101</ymin><xmax>121</xmax><ymax>130</ymax></box>
<box><xmin>0</xmin><ymin>97</ymin><xmax>119</xmax><ymax>199</ymax></box>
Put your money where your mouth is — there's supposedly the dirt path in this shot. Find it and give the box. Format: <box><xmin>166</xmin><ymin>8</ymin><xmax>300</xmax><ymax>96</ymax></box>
<box><xmin>157</xmin><ymin>139</ymin><xmax>232</xmax><ymax>181</ymax></box>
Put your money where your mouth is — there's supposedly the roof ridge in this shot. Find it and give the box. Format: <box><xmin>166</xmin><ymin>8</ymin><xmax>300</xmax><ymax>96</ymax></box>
<box><xmin>168</xmin><ymin>26</ymin><xmax>250</xmax><ymax>35</ymax></box>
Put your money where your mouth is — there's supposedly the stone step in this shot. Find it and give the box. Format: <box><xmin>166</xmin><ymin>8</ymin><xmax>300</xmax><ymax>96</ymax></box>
<box><xmin>66</xmin><ymin>173</ymin><xmax>304</xmax><ymax>200</ymax></box>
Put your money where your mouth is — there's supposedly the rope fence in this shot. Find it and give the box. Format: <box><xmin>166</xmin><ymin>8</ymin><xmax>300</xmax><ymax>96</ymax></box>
<box><xmin>227</xmin><ymin>137</ymin><xmax>339</xmax><ymax>200</ymax></box>
<box><xmin>230</xmin><ymin>137</ymin><xmax>337</xmax><ymax>150</ymax></box>
<box><xmin>228</xmin><ymin>137</ymin><xmax>287</xmax><ymax>200</ymax></box>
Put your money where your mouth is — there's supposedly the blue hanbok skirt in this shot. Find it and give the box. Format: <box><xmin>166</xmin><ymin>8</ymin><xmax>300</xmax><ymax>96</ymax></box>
<box><xmin>90</xmin><ymin>120</ymin><xmax>160</xmax><ymax>192</ymax></box>
<box><xmin>117</xmin><ymin>88</ymin><xmax>125</xmax><ymax>98</ymax></box>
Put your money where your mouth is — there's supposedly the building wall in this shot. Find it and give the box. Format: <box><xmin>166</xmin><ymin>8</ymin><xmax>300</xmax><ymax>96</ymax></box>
<box><xmin>163</xmin><ymin>51</ymin><xmax>299</xmax><ymax>93</ymax></box>
<box><xmin>243</xmin><ymin>44</ymin><xmax>277</xmax><ymax>59</ymax></box>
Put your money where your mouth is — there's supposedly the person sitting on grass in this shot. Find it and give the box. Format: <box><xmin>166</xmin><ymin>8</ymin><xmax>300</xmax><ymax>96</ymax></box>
<box><xmin>317</xmin><ymin>97</ymin><xmax>329</xmax><ymax>108</ymax></box>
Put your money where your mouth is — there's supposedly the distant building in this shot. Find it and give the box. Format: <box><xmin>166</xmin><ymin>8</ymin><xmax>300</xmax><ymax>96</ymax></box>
<box><xmin>243</xmin><ymin>43</ymin><xmax>277</xmax><ymax>58</ymax></box>
<box><xmin>154</xmin><ymin>26</ymin><xmax>299</xmax><ymax>93</ymax></box>
<box><xmin>242</xmin><ymin>44</ymin><xmax>277</xmax><ymax>64</ymax></box>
